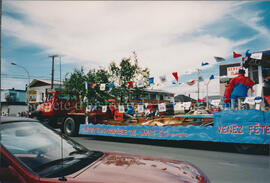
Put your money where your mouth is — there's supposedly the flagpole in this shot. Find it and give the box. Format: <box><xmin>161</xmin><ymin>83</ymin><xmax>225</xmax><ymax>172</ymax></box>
<box><xmin>197</xmin><ymin>68</ymin><xmax>201</xmax><ymax>102</ymax></box>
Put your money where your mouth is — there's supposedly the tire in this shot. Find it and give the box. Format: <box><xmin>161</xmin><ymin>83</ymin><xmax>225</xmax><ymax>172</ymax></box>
<box><xmin>234</xmin><ymin>143</ymin><xmax>265</xmax><ymax>154</ymax></box>
<box><xmin>63</xmin><ymin>117</ymin><xmax>79</xmax><ymax>137</ymax></box>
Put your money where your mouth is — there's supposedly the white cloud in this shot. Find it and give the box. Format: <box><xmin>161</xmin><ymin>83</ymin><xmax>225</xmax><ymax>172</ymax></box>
<box><xmin>3</xmin><ymin>1</ymin><xmax>263</xmax><ymax>94</ymax></box>
<box><xmin>3</xmin><ymin>1</ymin><xmax>237</xmax><ymax>71</ymax></box>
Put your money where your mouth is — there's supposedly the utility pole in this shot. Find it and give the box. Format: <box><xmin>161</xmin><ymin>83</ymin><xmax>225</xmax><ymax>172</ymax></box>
<box><xmin>0</xmin><ymin>0</ymin><xmax>2</xmax><ymax>115</ymax></box>
<box><xmin>49</xmin><ymin>55</ymin><xmax>58</xmax><ymax>90</ymax></box>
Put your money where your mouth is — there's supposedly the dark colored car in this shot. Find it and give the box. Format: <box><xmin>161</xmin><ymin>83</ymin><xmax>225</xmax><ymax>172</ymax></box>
<box><xmin>0</xmin><ymin>117</ymin><xmax>210</xmax><ymax>183</ymax></box>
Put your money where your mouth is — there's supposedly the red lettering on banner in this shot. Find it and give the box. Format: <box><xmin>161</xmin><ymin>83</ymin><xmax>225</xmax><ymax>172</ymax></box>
<box><xmin>217</xmin><ymin>126</ymin><xmax>222</xmax><ymax>134</ymax></box>
<box><xmin>129</xmin><ymin>129</ymin><xmax>136</xmax><ymax>136</ymax></box>
<box><xmin>249</xmin><ymin>126</ymin><xmax>254</xmax><ymax>134</ymax></box>
<box><xmin>139</xmin><ymin>130</ymin><xmax>156</xmax><ymax>136</ymax></box>
<box><xmin>232</xmin><ymin>126</ymin><xmax>237</xmax><ymax>134</ymax></box>
<box><xmin>254</xmin><ymin>124</ymin><xmax>260</xmax><ymax>135</ymax></box>
<box><xmin>238</xmin><ymin>126</ymin><xmax>243</xmax><ymax>134</ymax></box>
<box><xmin>267</xmin><ymin>127</ymin><xmax>270</xmax><ymax>135</ymax></box>
<box><xmin>159</xmin><ymin>130</ymin><xmax>165</xmax><ymax>137</ymax></box>
<box><xmin>261</xmin><ymin>126</ymin><xmax>266</xmax><ymax>134</ymax></box>
<box><xmin>222</xmin><ymin>126</ymin><xmax>227</xmax><ymax>134</ymax></box>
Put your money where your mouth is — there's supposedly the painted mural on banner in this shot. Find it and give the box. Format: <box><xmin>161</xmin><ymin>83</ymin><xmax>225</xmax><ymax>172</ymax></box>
<box><xmin>80</xmin><ymin>110</ymin><xmax>270</xmax><ymax>144</ymax></box>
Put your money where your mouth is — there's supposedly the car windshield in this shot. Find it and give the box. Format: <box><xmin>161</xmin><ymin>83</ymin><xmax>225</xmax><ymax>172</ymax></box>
<box><xmin>0</xmin><ymin>121</ymin><xmax>103</xmax><ymax>177</ymax></box>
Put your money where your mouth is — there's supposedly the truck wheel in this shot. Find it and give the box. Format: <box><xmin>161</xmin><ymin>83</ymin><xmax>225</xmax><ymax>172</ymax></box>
<box><xmin>234</xmin><ymin>144</ymin><xmax>265</xmax><ymax>154</ymax></box>
<box><xmin>63</xmin><ymin>117</ymin><xmax>79</xmax><ymax>137</ymax></box>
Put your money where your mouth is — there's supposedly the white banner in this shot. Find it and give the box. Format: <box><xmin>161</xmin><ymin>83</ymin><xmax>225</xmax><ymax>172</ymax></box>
<box><xmin>250</xmin><ymin>52</ymin><xmax>262</xmax><ymax>60</ymax></box>
<box><xmin>100</xmin><ymin>83</ymin><xmax>106</xmax><ymax>91</ymax></box>
<box><xmin>138</xmin><ymin>105</ymin><xmax>144</xmax><ymax>113</ymax></box>
<box><xmin>137</xmin><ymin>80</ymin><xmax>144</xmax><ymax>87</ymax></box>
<box><xmin>158</xmin><ymin>103</ymin><xmax>166</xmax><ymax>112</ymax></box>
<box><xmin>102</xmin><ymin>105</ymin><xmax>107</xmax><ymax>113</ymax></box>
<box><xmin>227</xmin><ymin>66</ymin><xmax>248</xmax><ymax>78</ymax></box>
<box><xmin>86</xmin><ymin>105</ymin><xmax>92</xmax><ymax>112</ymax></box>
<box><xmin>118</xmin><ymin>105</ymin><xmax>125</xmax><ymax>113</ymax></box>
<box><xmin>211</xmin><ymin>100</ymin><xmax>221</xmax><ymax>106</ymax></box>
<box><xmin>183</xmin><ymin>102</ymin><xmax>191</xmax><ymax>109</ymax></box>
<box><xmin>243</xmin><ymin>97</ymin><xmax>255</xmax><ymax>105</ymax></box>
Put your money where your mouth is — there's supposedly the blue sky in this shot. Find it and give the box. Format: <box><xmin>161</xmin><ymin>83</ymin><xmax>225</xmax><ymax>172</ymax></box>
<box><xmin>1</xmin><ymin>1</ymin><xmax>270</xmax><ymax>98</ymax></box>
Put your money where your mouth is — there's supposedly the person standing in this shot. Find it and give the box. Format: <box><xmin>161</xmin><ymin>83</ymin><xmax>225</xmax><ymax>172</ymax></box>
<box><xmin>224</xmin><ymin>69</ymin><xmax>254</xmax><ymax>109</ymax></box>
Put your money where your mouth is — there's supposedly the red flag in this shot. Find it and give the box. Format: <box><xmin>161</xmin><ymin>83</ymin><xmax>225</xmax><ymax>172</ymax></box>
<box><xmin>91</xmin><ymin>83</ymin><xmax>97</xmax><ymax>88</ymax></box>
<box><xmin>172</xmin><ymin>72</ymin><xmax>178</xmax><ymax>82</ymax></box>
<box><xmin>197</xmin><ymin>99</ymin><xmax>205</xmax><ymax>102</ymax></box>
<box><xmin>242</xmin><ymin>57</ymin><xmax>245</xmax><ymax>62</ymax></box>
<box><xmin>233</xmin><ymin>51</ymin><xmax>242</xmax><ymax>58</ymax></box>
<box><xmin>187</xmin><ymin>80</ymin><xmax>195</xmax><ymax>86</ymax></box>
<box><xmin>128</xmin><ymin>81</ymin><xmax>134</xmax><ymax>88</ymax></box>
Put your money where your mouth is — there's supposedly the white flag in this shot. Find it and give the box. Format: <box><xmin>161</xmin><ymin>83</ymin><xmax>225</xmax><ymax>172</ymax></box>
<box><xmin>100</xmin><ymin>83</ymin><xmax>106</xmax><ymax>91</ymax></box>
<box><xmin>137</xmin><ymin>80</ymin><xmax>144</xmax><ymax>87</ymax></box>
<box><xmin>138</xmin><ymin>105</ymin><xmax>144</xmax><ymax>113</ymax></box>
<box><xmin>102</xmin><ymin>105</ymin><xmax>107</xmax><ymax>113</ymax></box>
<box><xmin>118</xmin><ymin>105</ymin><xmax>125</xmax><ymax>113</ymax></box>
<box><xmin>250</xmin><ymin>52</ymin><xmax>262</xmax><ymax>60</ymax></box>
<box><xmin>86</xmin><ymin>105</ymin><xmax>92</xmax><ymax>112</ymax></box>
<box><xmin>158</xmin><ymin>103</ymin><xmax>166</xmax><ymax>112</ymax></box>
<box><xmin>243</xmin><ymin>97</ymin><xmax>255</xmax><ymax>105</ymax></box>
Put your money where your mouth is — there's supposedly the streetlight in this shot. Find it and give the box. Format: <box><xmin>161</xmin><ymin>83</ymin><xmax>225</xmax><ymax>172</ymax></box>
<box><xmin>11</xmin><ymin>62</ymin><xmax>30</xmax><ymax>87</ymax></box>
<box><xmin>11</xmin><ymin>62</ymin><xmax>31</xmax><ymax>112</ymax></box>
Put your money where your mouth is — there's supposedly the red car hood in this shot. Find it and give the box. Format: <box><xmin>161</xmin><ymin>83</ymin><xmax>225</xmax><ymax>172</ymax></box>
<box><xmin>66</xmin><ymin>152</ymin><xmax>209</xmax><ymax>183</ymax></box>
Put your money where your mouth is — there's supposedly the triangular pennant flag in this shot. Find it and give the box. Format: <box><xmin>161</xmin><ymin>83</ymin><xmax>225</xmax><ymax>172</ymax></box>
<box><xmin>128</xmin><ymin>81</ymin><xmax>134</xmax><ymax>88</ymax></box>
<box><xmin>159</xmin><ymin>75</ymin><xmax>166</xmax><ymax>83</ymax></box>
<box><xmin>148</xmin><ymin>77</ymin><xmax>154</xmax><ymax>84</ymax></box>
<box><xmin>187</xmin><ymin>80</ymin><xmax>195</xmax><ymax>85</ymax></box>
<box><xmin>214</xmin><ymin>56</ymin><xmax>225</xmax><ymax>62</ymax></box>
<box><xmin>245</xmin><ymin>50</ymin><xmax>251</xmax><ymax>57</ymax></box>
<box><xmin>172</xmin><ymin>72</ymin><xmax>178</xmax><ymax>82</ymax></box>
<box><xmin>233</xmin><ymin>51</ymin><xmax>242</xmax><ymax>58</ymax></box>
<box><xmin>91</xmin><ymin>83</ymin><xmax>97</xmax><ymax>88</ymax></box>
<box><xmin>209</xmin><ymin>75</ymin><xmax>214</xmax><ymax>80</ymax></box>
<box><xmin>100</xmin><ymin>83</ymin><xmax>106</xmax><ymax>91</ymax></box>
<box><xmin>201</xmin><ymin>62</ymin><xmax>209</xmax><ymax>66</ymax></box>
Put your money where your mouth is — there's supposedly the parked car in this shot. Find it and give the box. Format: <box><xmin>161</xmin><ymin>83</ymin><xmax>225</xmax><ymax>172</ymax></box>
<box><xmin>0</xmin><ymin>117</ymin><xmax>210</xmax><ymax>183</ymax></box>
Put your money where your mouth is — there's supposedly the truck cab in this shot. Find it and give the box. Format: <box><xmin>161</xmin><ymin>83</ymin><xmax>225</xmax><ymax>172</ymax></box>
<box><xmin>30</xmin><ymin>90</ymin><xmax>79</xmax><ymax>127</ymax></box>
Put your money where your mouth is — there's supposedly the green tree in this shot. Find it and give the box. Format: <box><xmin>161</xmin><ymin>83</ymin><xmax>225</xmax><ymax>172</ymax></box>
<box><xmin>109</xmin><ymin>51</ymin><xmax>150</xmax><ymax>103</ymax></box>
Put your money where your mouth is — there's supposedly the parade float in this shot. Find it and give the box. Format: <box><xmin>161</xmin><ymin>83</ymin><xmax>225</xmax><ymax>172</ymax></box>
<box><xmin>78</xmin><ymin>50</ymin><xmax>270</xmax><ymax>153</ymax></box>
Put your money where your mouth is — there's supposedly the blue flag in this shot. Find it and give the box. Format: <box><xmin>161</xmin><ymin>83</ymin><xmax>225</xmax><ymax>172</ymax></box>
<box><xmin>108</xmin><ymin>83</ymin><xmax>114</xmax><ymax>91</ymax></box>
<box><xmin>201</xmin><ymin>62</ymin><xmax>209</xmax><ymax>66</ymax></box>
<box><xmin>245</xmin><ymin>50</ymin><xmax>251</xmax><ymax>57</ymax></box>
<box><xmin>209</xmin><ymin>75</ymin><xmax>214</xmax><ymax>80</ymax></box>
<box><xmin>148</xmin><ymin>77</ymin><xmax>154</xmax><ymax>84</ymax></box>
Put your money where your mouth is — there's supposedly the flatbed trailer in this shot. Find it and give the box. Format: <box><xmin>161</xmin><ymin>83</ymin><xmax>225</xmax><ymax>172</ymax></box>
<box><xmin>79</xmin><ymin>109</ymin><xmax>270</xmax><ymax>153</ymax></box>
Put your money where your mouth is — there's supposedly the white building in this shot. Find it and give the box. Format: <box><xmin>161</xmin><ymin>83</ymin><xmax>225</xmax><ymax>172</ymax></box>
<box><xmin>28</xmin><ymin>79</ymin><xmax>61</xmax><ymax>104</ymax></box>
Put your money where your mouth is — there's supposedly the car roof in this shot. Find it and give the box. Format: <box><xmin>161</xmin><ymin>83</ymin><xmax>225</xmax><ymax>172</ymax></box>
<box><xmin>0</xmin><ymin>116</ymin><xmax>39</xmax><ymax>124</ymax></box>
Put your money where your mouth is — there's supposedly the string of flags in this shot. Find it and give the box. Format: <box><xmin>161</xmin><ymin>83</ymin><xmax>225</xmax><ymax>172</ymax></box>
<box><xmin>84</xmin><ymin>50</ymin><xmax>259</xmax><ymax>91</ymax></box>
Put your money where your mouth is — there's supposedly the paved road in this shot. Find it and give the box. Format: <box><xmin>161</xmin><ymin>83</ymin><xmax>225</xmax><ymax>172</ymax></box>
<box><xmin>72</xmin><ymin>135</ymin><xmax>270</xmax><ymax>183</ymax></box>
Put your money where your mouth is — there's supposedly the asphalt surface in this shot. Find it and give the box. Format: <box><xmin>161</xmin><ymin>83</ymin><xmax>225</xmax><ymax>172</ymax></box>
<box><xmin>72</xmin><ymin>135</ymin><xmax>270</xmax><ymax>183</ymax></box>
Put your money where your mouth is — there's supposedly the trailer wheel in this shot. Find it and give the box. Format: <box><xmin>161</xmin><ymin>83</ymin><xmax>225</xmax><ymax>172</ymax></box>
<box><xmin>63</xmin><ymin>117</ymin><xmax>79</xmax><ymax>137</ymax></box>
<box><xmin>234</xmin><ymin>144</ymin><xmax>265</xmax><ymax>154</ymax></box>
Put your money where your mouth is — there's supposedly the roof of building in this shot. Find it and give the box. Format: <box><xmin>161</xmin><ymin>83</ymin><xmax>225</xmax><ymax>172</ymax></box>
<box><xmin>174</xmin><ymin>94</ymin><xmax>197</xmax><ymax>102</ymax></box>
<box><xmin>28</xmin><ymin>78</ymin><xmax>61</xmax><ymax>88</ymax></box>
